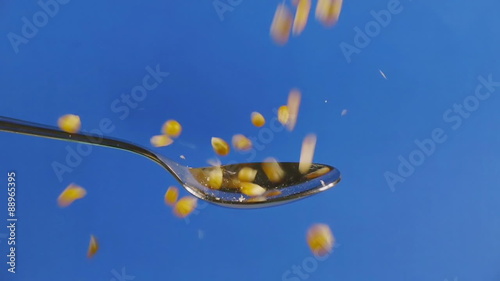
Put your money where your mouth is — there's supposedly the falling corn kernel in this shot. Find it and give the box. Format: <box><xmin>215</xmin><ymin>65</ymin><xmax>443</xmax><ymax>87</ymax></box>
<box><xmin>307</xmin><ymin>224</ymin><xmax>334</xmax><ymax>256</ymax></box>
<box><xmin>264</xmin><ymin>189</ymin><xmax>282</xmax><ymax>198</ymax></box>
<box><xmin>232</xmin><ymin>134</ymin><xmax>253</xmax><ymax>151</ymax></box>
<box><xmin>162</xmin><ymin>120</ymin><xmax>182</xmax><ymax>138</ymax></box>
<box><xmin>164</xmin><ymin>186</ymin><xmax>179</xmax><ymax>206</ymax></box>
<box><xmin>173</xmin><ymin>196</ymin><xmax>198</xmax><ymax>218</ymax></box>
<box><xmin>57</xmin><ymin>183</ymin><xmax>87</xmax><ymax>207</ymax></box>
<box><xmin>270</xmin><ymin>4</ymin><xmax>293</xmax><ymax>45</ymax></box>
<box><xmin>58</xmin><ymin>114</ymin><xmax>81</xmax><ymax>134</ymax></box>
<box><xmin>305</xmin><ymin>167</ymin><xmax>331</xmax><ymax>179</ymax></box>
<box><xmin>278</xmin><ymin>105</ymin><xmax>290</xmax><ymax>125</ymax></box>
<box><xmin>87</xmin><ymin>235</ymin><xmax>99</xmax><ymax>258</ymax></box>
<box><xmin>299</xmin><ymin>134</ymin><xmax>317</xmax><ymax>174</ymax></box>
<box><xmin>315</xmin><ymin>0</ymin><xmax>343</xmax><ymax>27</ymax></box>
<box><xmin>251</xmin><ymin>112</ymin><xmax>266</xmax><ymax>127</ymax></box>
<box><xmin>150</xmin><ymin>135</ymin><xmax>174</xmax><ymax>147</ymax></box>
<box><xmin>238</xmin><ymin>167</ymin><xmax>258</xmax><ymax>182</ymax></box>
<box><xmin>286</xmin><ymin>89</ymin><xmax>301</xmax><ymax>131</ymax></box>
<box><xmin>206</xmin><ymin>166</ymin><xmax>223</xmax><ymax>189</ymax></box>
<box><xmin>262</xmin><ymin>157</ymin><xmax>285</xmax><ymax>183</ymax></box>
<box><xmin>292</xmin><ymin>0</ymin><xmax>311</xmax><ymax>35</ymax></box>
<box><xmin>211</xmin><ymin>137</ymin><xmax>230</xmax><ymax>156</ymax></box>
<box><xmin>240</xmin><ymin>182</ymin><xmax>267</xmax><ymax>197</ymax></box>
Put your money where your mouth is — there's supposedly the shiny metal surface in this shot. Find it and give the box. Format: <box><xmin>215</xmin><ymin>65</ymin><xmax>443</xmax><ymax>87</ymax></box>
<box><xmin>0</xmin><ymin>116</ymin><xmax>341</xmax><ymax>208</ymax></box>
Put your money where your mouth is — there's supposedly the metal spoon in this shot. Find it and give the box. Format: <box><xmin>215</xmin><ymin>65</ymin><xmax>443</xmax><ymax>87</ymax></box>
<box><xmin>0</xmin><ymin>116</ymin><xmax>341</xmax><ymax>208</ymax></box>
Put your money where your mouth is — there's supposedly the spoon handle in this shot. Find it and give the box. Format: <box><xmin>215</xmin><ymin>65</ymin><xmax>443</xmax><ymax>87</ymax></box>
<box><xmin>0</xmin><ymin>116</ymin><xmax>164</xmax><ymax>167</ymax></box>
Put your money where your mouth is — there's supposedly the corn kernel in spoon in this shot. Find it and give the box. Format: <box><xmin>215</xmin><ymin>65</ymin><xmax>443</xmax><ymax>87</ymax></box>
<box><xmin>307</xmin><ymin>224</ymin><xmax>334</xmax><ymax>257</ymax></box>
<box><xmin>240</xmin><ymin>182</ymin><xmax>267</xmax><ymax>197</ymax></box>
<box><xmin>164</xmin><ymin>186</ymin><xmax>179</xmax><ymax>206</ymax></box>
<box><xmin>305</xmin><ymin>167</ymin><xmax>331</xmax><ymax>179</ymax></box>
<box><xmin>211</xmin><ymin>137</ymin><xmax>230</xmax><ymax>156</ymax></box>
<box><xmin>57</xmin><ymin>183</ymin><xmax>87</xmax><ymax>207</ymax></box>
<box><xmin>270</xmin><ymin>4</ymin><xmax>293</xmax><ymax>45</ymax></box>
<box><xmin>247</xmin><ymin>196</ymin><xmax>267</xmax><ymax>202</ymax></box>
<box><xmin>173</xmin><ymin>196</ymin><xmax>198</xmax><ymax>218</ymax></box>
<box><xmin>299</xmin><ymin>134</ymin><xmax>317</xmax><ymax>174</ymax></box>
<box><xmin>150</xmin><ymin>135</ymin><xmax>173</xmax><ymax>147</ymax></box>
<box><xmin>162</xmin><ymin>120</ymin><xmax>182</xmax><ymax>137</ymax></box>
<box><xmin>264</xmin><ymin>189</ymin><xmax>282</xmax><ymax>198</ymax></box>
<box><xmin>58</xmin><ymin>114</ymin><xmax>81</xmax><ymax>134</ymax></box>
<box><xmin>87</xmin><ymin>235</ymin><xmax>99</xmax><ymax>258</ymax></box>
<box><xmin>206</xmin><ymin>166</ymin><xmax>223</xmax><ymax>190</ymax></box>
<box><xmin>238</xmin><ymin>167</ymin><xmax>258</xmax><ymax>182</ymax></box>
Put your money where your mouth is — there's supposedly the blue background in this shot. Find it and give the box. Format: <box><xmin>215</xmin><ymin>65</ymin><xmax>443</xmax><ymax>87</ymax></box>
<box><xmin>1</xmin><ymin>0</ymin><xmax>500</xmax><ymax>280</ymax></box>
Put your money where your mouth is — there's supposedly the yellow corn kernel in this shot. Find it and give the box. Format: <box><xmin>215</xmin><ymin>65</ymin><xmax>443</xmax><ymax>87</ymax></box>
<box><xmin>251</xmin><ymin>112</ymin><xmax>266</xmax><ymax>127</ymax></box>
<box><xmin>305</xmin><ymin>167</ymin><xmax>331</xmax><ymax>179</ymax></box>
<box><xmin>206</xmin><ymin>166</ymin><xmax>223</xmax><ymax>189</ymax></box>
<box><xmin>315</xmin><ymin>0</ymin><xmax>343</xmax><ymax>27</ymax></box>
<box><xmin>238</xmin><ymin>167</ymin><xmax>258</xmax><ymax>182</ymax></box>
<box><xmin>307</xmin><ymin>224</ymin><xmax>334</xmax><ymax>257</ymax></box>
<box><xmin>57</xmin><ymin>183</ymin><xmax>87</xmax><ymax>207</ymax></box>
<box><xmin>292</xmin><ymin>0</ymin><xmax>311</xmax><ymax>35</ymax></box>
<box><xmin>211</xmin><ymin>137</ymin><xmax>230</xmax><ymax>156</ymax></box>
<box><xmin>286</xmin><ymin>89</ymin><xmax>301</xmax><ymax>131</ymax></box>
<box><xmin>240</xmin><ymin>182</ymin><xmax>267</xmax><ymax>197</ymax></box>
<box><xmin>278</xmin><ymin>105</ymin><xmax>290</xmax><ymax>125</ymax></box>
<box><xmin>173</xmin><ymin>196</ymin><xmax>198</xmax><ymax>218</ymax></box>
<box><xmin>225</xmin><ymin>177</ymin><xmax>242</xmax><ymax>190</ymax></box>
<box><xmin>262</xmin><ymin>157</ymin><xmax>285</xmax><ymax>183</ymax></box>
<box><xmin>270</xmin><ymin>4</ymin><xmax>293</xmax><ymax>45</ymax></box>
<box><xmin>87</xmin><ymin>235</ymin><xmax>99</xmax><ymax>259</ymax></box>
<box><xmin>164</xmin><ymin>186</ymin><xmax>179</xmax><ymax>206</ymax></box>
<box><xmin>162</xmin><ymin>120</ymin><xmax>182</xmax><ymax>137</ymax></box>
<box><xmin>232</xmin><ymin>134</ymin><xmax>253</xmax><ymax>151</ymax></box>
<box><xmin>58</xmin><ymin>114</ymin><xmax>81</xmax><ymax>134</ymax></box>
<box><xmin>150</xmin><ymin>135</ymin><xmax>174</xmax><ymax>147</ymax></box>
<box><xmin>264</xmin><ymin>189</ymin><xmax>282</xmax><ymax>198</ymax></box>
<box><xmin>299</xmin><ymin>134</ymin><xmax>317</xmax><ymax>174</ymax></box>
<box><xmin>247</xmin><ymin>196</ymin><xmax>267</xmax><ymax>203</ymax></box>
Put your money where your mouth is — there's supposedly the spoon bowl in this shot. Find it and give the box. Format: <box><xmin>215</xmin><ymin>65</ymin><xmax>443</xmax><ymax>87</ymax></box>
<box><xmin>0</xmin><ymin>116</ymin><xmax>341</xmax><ymax>208</ymax></box>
